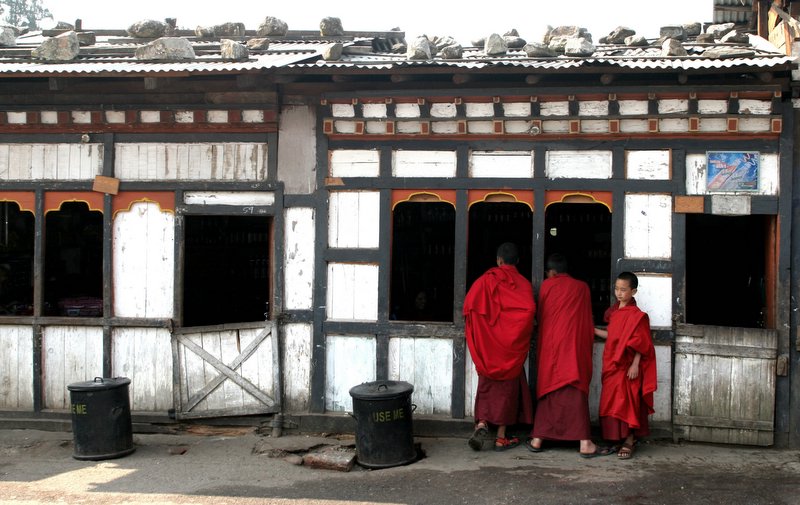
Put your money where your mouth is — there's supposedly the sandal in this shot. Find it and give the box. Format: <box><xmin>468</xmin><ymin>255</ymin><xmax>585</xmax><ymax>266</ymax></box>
<box><xmin>524</xmin><ymin>437</ymin><xmax>543</xmax><ymax>453</ymax></box>
<box><xmin>494</xmin><ymin>436</ymin><xmax>520</xmax><ymax>451</ymax></box>
<box><xmin>468</xmin><ymin>423</ymin><xmax>488</xmax><ymax>451</ymax></box>
<box><xmin>617</xmin><ymin>442</ymin><xmax>635</xmax><ymax>460</ymax></box>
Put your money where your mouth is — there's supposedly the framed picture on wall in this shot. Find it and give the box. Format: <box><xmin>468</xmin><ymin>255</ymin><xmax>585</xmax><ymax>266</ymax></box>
<box><xmin>706</xmin><ymin>151</ymin><xmax>760</xmax><ymax>191</ymax></box>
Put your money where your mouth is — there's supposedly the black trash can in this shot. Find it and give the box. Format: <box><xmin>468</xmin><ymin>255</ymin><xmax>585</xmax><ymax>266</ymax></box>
<box><xmin>349</xmin><ymin>380</ymin><xmax>417</xmax><ymax>469</ymax></box>
<box><xmin>67</xmin><ymin>377</ymin><xmax>135</xmax><ymax>461</ymax></box>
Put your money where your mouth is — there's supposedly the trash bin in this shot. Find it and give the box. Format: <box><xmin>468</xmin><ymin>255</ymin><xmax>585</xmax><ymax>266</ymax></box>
<box><xmin>67</xmin><ymin>377</ymin><xmax>135</xmax><ymax>461</ymax></box>
<box><xmin>349</xmin><ymin>380</ymin><xmax>417</xmax><ymax>469</ymax></box>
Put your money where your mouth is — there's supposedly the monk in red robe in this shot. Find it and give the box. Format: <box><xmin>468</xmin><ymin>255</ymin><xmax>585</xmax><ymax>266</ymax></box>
<box><xmin>464</xmin><ymin>242</ymin><xmax>536</xmax><ymax>452</ymax></box>
<box><xmin>594</xmin><ymin>271</ymin><xmax>657</xmax><ymax>460</ymax></box>
<box><xmin>528</xmin><ymin>253</ymin><xmax>611</xmax><ymax>457</ymax></box>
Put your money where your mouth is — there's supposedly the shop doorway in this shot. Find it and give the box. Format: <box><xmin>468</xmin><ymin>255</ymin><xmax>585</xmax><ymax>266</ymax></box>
<box><xmin>544</xmin><ymin>202</ymin><xmax>612</xmax><ymax>324</ymax></box>
<box><xmin>467</xmin><ymin>201</ymin><xmax>533</xmax><ymax>289</ymax></box>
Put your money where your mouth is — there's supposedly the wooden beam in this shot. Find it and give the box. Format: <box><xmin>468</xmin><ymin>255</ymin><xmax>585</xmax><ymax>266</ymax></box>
<box><xmin>452</xmin><ymin>74</ymin><xmax>473</xmax><ymax>85</ymax></box>
<box><xmin>600</xmin><ymin>73</ymin><xmax>614</xmax><ymax>85</ymax></box>
<box><xmin>390</xmin><ymin>74</ymin><xmax>416</xmax><ymax>83</ymax></box>
<box><xmin>48</xmin><ymin>77</ymin><xmax>65</xmax><ymax>91</ymax></box>
<box><xmin>144</xmin><ymin>77</ymin><xmax>160</xmax><ymax>90</ymax></box>
<box><xmin>525</xmin><ymin>75</ymin><xmax>541</xmax><ymax>85</ymax></box>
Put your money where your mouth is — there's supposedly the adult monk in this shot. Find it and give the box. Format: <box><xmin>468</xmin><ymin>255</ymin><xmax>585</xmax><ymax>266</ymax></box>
<box><xmin>528</xmin><ymin>253</ymin><xmax>611</xmax><ymax>457</ymax></box>
<box><xmin>594</xmin><ymin>271</ymin><xmax>657</xmax><ymax>460</ymax></box>
<box><xmin>464</xmin><ymin>242</ymin><xmax>536</xmax><ymax>452</ymax></box>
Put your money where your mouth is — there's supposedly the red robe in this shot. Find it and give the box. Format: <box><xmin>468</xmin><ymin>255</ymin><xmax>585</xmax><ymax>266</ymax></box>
<box><xmin>599</xmin><ymin>301</ymin><xmax>657</xmax><ymax>429</ymax></box>
<box><xmin>535</xmin><ymin>273</ymin><xmax>594</xmax><ymax>399</ymax></box>
<box><xmin>464</xmin><ymin>264</ymin><xmax>536</xmax><ymax>381</ymax></box>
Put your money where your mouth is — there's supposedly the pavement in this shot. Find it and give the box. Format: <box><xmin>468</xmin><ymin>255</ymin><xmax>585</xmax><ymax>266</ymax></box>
<box><xmin>1</xmin><ymin>426</ymin><xmax>800</xmax><ymax>505</ymax></box>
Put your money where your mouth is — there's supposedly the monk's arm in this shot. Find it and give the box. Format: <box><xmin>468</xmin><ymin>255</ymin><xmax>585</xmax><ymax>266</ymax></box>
<box><xmin>627</xmin><ymin>352</ymin><xmax>642</xmax><ymax>379</ymax></box>
<box><xmin>594</xmin><ymin>327</ymin><xmax>607</xmax><ymax>339</ymax></box>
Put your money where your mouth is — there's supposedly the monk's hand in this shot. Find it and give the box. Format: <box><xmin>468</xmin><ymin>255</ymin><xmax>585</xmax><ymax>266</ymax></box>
<box><xmin>627</xmin><ymin>363</ymin><xmax>639</xmax><ymax>380</ymax></box>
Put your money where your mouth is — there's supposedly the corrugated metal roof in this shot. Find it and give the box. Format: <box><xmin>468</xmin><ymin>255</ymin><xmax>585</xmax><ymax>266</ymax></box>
<box><xmin>714</xmin><ymin>0</ymin><xmax>753</xmax><ymax>25</ymax></box>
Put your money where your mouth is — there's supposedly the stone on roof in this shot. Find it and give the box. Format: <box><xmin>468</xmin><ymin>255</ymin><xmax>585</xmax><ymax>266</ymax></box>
<box><xmin>440</xmin><ymin>43</ymin><xmax>463</xmax><ymax>59</ymax></box>
<box><xmin>523</xmin><ymin>41</ymin><xmax>557</xmax><ymax>58</ymax></box>
<box><xmin>604</xmin><ymin>26</ymin><xmax>636</xmax><ymax>45</ymax></box>
<box><xmin>504</xmin><ymin>35</ymin><xmax>526</xmax><ymax>49</ymax></box>
<box><xmin>485</xmin><ymin>33</ymin><xmax>507</xmax><ymax>56</ymax></box>
<box><xmin>322</xmin><ymin>42</ymin><xmax>343</xmax><ymax>61</ymax></box>
<box><xmin>625</xmin><ymin>35</ymin><xmax>649</xmax><ymax>47</ymax></box>
<box><xmin>32</xmin><ymin>31</ymin><xmax>79</xmax><ymax>61</ymax></box>
<box><xmin>662</xmin><ymin>38</ymin><xmax>688</xmax><ymax>56</ymax></box>
<box><xmin>565</xmin><ymin>37</ymin><xmax>595</xmax><ymax>57</ymax></box>
<box><xmin>127</xmin><ymin>19</ymin><xmax>167</xmax><ymax>38</ymax></box>
<box><xmin>683</xmin><ymin>22</ymin><xmax>702</xmax><ymax>36</ymax></box>
<box><xmin>220</xmin><ymin>39</ymin><xmax>248</xmax><ymax>61</ymax></box>
<box><xmin>246</xmin><ymin>38</ymin><xmax>270</xmax><ymax>50</ymax></box>
<box><xmin>258</xmin><ymin>17</ymin><xmax>288</xmax><ymax>37</ymax></box>
<box><xmin>407</xmin><ymin>35</ymin><xmax>431</xmax><ymax>60</ymax></box>
<box><xmin>320</xmin><ymin>17</ymin><xmax>343</xmax><ymax>37</ymax></box>
<box><xmin>0</xmin><ymin>26</ymin><xmax>16</xmax><ymax>47</ymax></box>
<box><xmin>134</xmin><ymin>37</ymin><xmax>196</xmax><ymax>60</ymax></box>
<box><xmin>660</xmin><ymin>26</ymin><xmax>687</xmax><ymax>41</ymax></box>
<box><xmin>706</xmin><ymin>22</ymin><xmax>735</xmax><ymax>39</ymax></box>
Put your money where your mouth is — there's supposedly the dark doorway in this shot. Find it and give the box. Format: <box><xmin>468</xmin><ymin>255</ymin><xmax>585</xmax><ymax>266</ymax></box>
<box><xmin>544</xmin><ymin>202</ymin><xmax>612</xmax><ymax>324</ymax></box>
<box><xmin>390</xmin><ymin>201</ymin><xmax>455</xmax><ymax>322</ymax></box>
<box><xmin>467</xmin><ymin>201</ymin><xmax>533</xmax><ymax>289</ymax></box>
<box><xmin>0</xmin><ymin>202</ymin><xmax>34</xmax><ymax>315</ymax></box>
<box><xmin>183</xmin><ymin>215</ymin><xmax>271</xmax><ymax>327</ymax></box>
<box><xmin>685</xmin><ymin>214</ymin><xmax>771</xmax><ymax>328</ymax></box>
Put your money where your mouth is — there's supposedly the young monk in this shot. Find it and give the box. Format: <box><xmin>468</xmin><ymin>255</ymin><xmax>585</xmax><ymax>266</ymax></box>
<box><xmin>464</xmin><ymin>242</ymin><xmax>536</xmax><ymax>451</ymax></box>
<box><xmin>594</xmin><ymin>271</ymin><xmax>657</xmax><ymax>460</ymax></box>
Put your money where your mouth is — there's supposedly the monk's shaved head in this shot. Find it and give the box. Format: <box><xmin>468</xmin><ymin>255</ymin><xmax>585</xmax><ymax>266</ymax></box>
<box><xmin>496</xmin><ymin>242</ymin><xmax>519</xmax><ymax>265</ymax></box>
<box><xmin>546</xmin><ymin>253</ymin><xmax>568</xmax><ymax>273</ymax></box>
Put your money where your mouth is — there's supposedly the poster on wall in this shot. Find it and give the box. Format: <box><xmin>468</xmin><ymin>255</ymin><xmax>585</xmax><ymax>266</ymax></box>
<box><xmin>706</xmin><ymin>151</ymin><xmax>759</xmax><ymax>191</ymax></box>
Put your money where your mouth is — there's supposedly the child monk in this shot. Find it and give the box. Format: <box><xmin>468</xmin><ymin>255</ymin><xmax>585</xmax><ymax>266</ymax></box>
<box><xmin>594</xmin><ymin>272</ymin><xmax>657</xmax><ymax>460</ymax></box>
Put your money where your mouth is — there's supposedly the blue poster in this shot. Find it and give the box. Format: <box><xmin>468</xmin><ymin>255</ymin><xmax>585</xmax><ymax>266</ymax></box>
<box><xmin>706</xmin><ymin>151</ymin><xmax>759</xmax><ymax>191</ymax></box>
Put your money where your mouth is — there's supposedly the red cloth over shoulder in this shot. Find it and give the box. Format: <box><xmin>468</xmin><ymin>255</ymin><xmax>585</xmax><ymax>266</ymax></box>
<box><xmin>599</xmin><ymin>302</ymin><xmax>657</xmax><ymax>428</ymax></box>
<box><xmin>464</xmin><ymin>265</ymin><xmax>536</xmax><ymax>381</ymax></box>
<box><xmin>535</xmin><ymin>274</ymin><xmax>595</xmax><ymax>398</ymax></box>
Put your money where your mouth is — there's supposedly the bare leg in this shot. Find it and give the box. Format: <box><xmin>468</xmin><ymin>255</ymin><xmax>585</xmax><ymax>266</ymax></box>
<box><xmin>579</xmin><ymin>439</ymin><xmax>597</xmax><ymax>455</ymax></box>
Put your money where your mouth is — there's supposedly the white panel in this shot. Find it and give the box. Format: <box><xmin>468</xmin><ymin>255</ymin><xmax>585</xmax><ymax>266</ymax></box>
<box><xmin>283</xmin><ymin>323</ymin><xmax>312</xmax><ymax>412</ymax></box>
<box><xmin>467</xmin><ymin>121</ymin><xmax>493</xmax><ymax>134</ymax></box>
<box><xmin>659</xmin><ymin>118</ymin><xmax>689</xmax><ymax>132</ymax></box>
<box><xmin>465</xmin><ymin>103</ymin><xmax>494</xmax><ymax>117</ymax></box>
<box><xmin>112</xmin><ymin>327</ymin><xmax>173</xmax><ymax>412</ymax></box>
<box><xmin>504</xmin><ymin>120</ymin><xmax>531</xmax><ymax>134</ymax></box>
<box><xmin>633</xmin><ymin>274</ymin><xmax>673</xmax><ymax>327</ymax></box>
<box><xmin>388</xmin><ymin>337</ymin><xmax>453</xmax><ymax>415</ymax></box>
<box><xmin>362</xmin><ymin>104</ymin><xmax>387</xmax><ymax>118</ymax></box>
<box><xmin>326</xmin><ymin>263</ymin><xmax>379</xmax><ymax>321</ymax></box>
<box><xmin>546</xmin><ymin>150</ymin><xmax>613</xmax><ymax>179</ymax></box>
<box><xmin>581</xmin><ymin>120</ymin><xmax>609</xmax><ymax>133</ymax></box>
<box><xmin>237</xmin><ymin>326</ymin><xmax>276</xmax><ymax>410</ymax></box>
<box><xmin>542</xmin><ymin>120</ymin><xmax>570</xmax><ymax>133</ymax></box>
<box><xmin>325</xmin><ymin>335</ymin><xmax>376</xmax><ymax>412</ymax></box>
<box><xmin>242</xmin><ymin>110</ymin><xmax>264</xmax><ymax>123</ymax></box>
<box><xmin>328</xmin><ymin>191</ymin><xmax>380</xmax><ymax>248</ymax></box>
<box><xmin>464</xmin><ymin>350</ymin><xmax>479</xmax><ymax>418</ymax></box>
<box><xmin>41</xmin><ymin>111</ymin><xmax>58</xmax><ymax>124</ymax></box>
<box><xmin>183</xmin><ymin>191</ymin><xmax>275</xmax><ymax>206</ymax></box>
<box><xmin>658</xmin><ymin>99</ymin><xmax>689</xmax><ymax>114</ymax></box>
<box><xmin>503</xmin><ymin>102</ymin><xmax>531</xmax><ymax>117</ymax></box>
<box><xmin>71</xmin><ymin>111</ymin><xmax>91</xmax><ymax>124</ymax></box>
<box><xmin>397</xmin><ymin>121</ymin><xmax>421</xmax><ymax>134</ymax></box>
<box><xmin>430</xmin><ymin>103</ymin><xmax>456</xmax><ymax>117</ymax></box>
<box><xmin>207</xmin><ymin>110</ymin><xmax>228</xmax><ymax>123</ymax></box>
<box><xmin>334</xmin><ymin>121</ymin><xmax>357</xmax><ymax>134</ymax></box>
<box><xmin>624</xmin><ymin>194</ymin><xmax>672</xmax><ymax>259</ymax></box>
<box><xmin>620</xmin><ymin>119</ymin><xmax>649</xmax><ymax>132</ymax></box>
<box><xmin>365</xmin><ymin>121</ymin><xmax>386</xmax><ymax>134</ymax></box>
<box><xmin>113</xmin><ymin>202</ymin><xmax>175</xmax><ymax>318</ymax></box>
<box><xmin>685</xmin><ymin>152</ymin><xmax>778</xmax><ymax>196</ymax></box>
<box><xmin>106</xmin><ymin>110</ymin><xmax>126</xmax><ymax>123</ymax></box>
<box><xmin>115</xmin><ymin>143</ymin><xmax>267</xmax><ymax>181</ymax></box>
<box><xmin>141</xmin><ymin>110</ymin><xmax>160</xmax><ymax>123</ymax></box>
<box><xmin>0</xmin><ymin>326</ymin><xmax>34</xmax><ymax>410</ymax></box>
<box><xmin>392</xmin><ymin>150</ymin><xmax>457</xmax><ymax>178</ymax></box>
<box><xmin>43</xmin><ymin>326</ymin><xmax>103</xmax><ymax>410</ymax></box>
<box><xmin>331</xmin><ymin>104</ymin><xmax>355</xmax><ymax>117</ymax></box>
<box><xmin>6</xmin><ymin>112</ymin><xmax>25</xmax><ymax>124</ymax></box>
<box><xmin>699</xmin><ymin>118</ymin><xmax>727</xmax><ymax>132</ymax></box>
<box><xmin>284</xmin><ymin>207</ymin><xmax>315</xmax><ymax>311</ymax></box>
<box><xmin>738</xmin><ymin>99</ymin><xmax>772</xmax><ymax>115</ymax></box>
<box><xmin>174</xmin><ymin>110</ymin><xmax>194</xmax><ymax>123</ymax></box>
<box><xmin>540</xmin><ymin>101</ymin><xmax>569</xmax><ymax>116</ymax></box>
<box><xmin>0</xmin><ymin>144</ymin><xmax>102</xmax><ymax>181</ymax></box>
<box><xmin>698</xmin><ymin>99</ymin><xmax>727</xmax><ymax>114</ymax></box>
<box><xmin>626</xmin><ymin>150</ymin><xmax>671</xmax><ymax>180</ymax></box>
<box><xmin>739</xmin><ymin>117</ymin><xmax>771</xmax><ymax>132</ymax></box>
<box><xmin>395</xmin><ymin>103</ymin><xmax>421</xmax><ymax>118</ymax></box>
<box><xmin>618</xmin><ymin>100</ymin><xmax>648</xmax><ymax>115</ymax></box>
<box><xmin>432</xmin><ymin>121</ymin><xmax>459</xmax><ymax>134</ymax></box>
<box><xmin>652</xmin><ymin>345</ymin><xmax>672</xmax><ymax>423</ymax></box>
<box><xmin>469</xmin><ymin>150</ymin><xmax>534</xmax><ymax>178</ymax></box>
<box><xmin>579</xmin><ymin>100</ymin><xmax>609</xmax><ymax>116</ymax></box>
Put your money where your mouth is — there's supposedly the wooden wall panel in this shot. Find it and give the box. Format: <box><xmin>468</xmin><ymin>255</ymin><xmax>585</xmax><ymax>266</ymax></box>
<box><xmin>115</xmin><ymin>143</ymin><xmax>267</xmax><ymax>181</ymax></box>
<box><xmin>329</xmin><ymin>150</ymin><xmax>380</xmax><ymax>178</ymax></box>
<box><xmin>546</xmin><ymin>150</ymin><xmax>613</xmax><ymax>179</ymax></box>
<box><xmin>325</xmin><ymin>335</ymin><xmax>376</xmax><ymax>412</ymax></box>
<box><xmin>284</xmin><ymin>207</ymin><xmax>315</xmax><ymax>311</ymax></box>
<box><xmin>328</xmin><ymin>191</ymin><xmax>380</xmax><ymax>249</ymax></box>
<box><xmin>43</xmin><ymin>326</ymin><xmax>103</xmax><ymax>410</ymax></box>
<box><xmin>0</xmin><ymin>326</ymin><xmax>34</xmax><ymax>410</ymax></box>
<box><xmin>112</xmin><ymin>327</ymin><xmax>173</xmax><ymax>412</ymax></box>
<box><xmin>624</xmin><ymin>193</ymin><xmax>672</xmax><ymax>259</ymax></box>
<box><xmin>626</xmin><ymin>150</ymin><xmax>671</xmax><ymax>180</ymax></box>
<box><xmin>469</xmin><ymin>151</ymin><xmax>534</xmax><ymax>178</ymax></box>
<box><xmin>282</xmin><ymin>323</ymin><xmax>312</xmax><ymax>412</ymax></box>
<box><xmin>392</xmin><ymin>150</ymin><xmax>457</xmax><ymax>178</ymax></box>
<box><xmin>113</xmin><ymin>202</ymin><xmax>175</xmax><ymax>318</ymax></box>
<box><xmin>326</xmin><ymin>263</ymin><xmax>379</xmax><ymax>321</ymax></box>
<box><xmin>0</xmin><ymin>144</ymin><xmax>102</xmax><ymax>181</ymax></box>
<box><xmin>633</xmin><ymin>274</ymin><xmax>673</xmax><ymax>328</ymax></box>
<box><xmin>388</xmin><ymin>337</ymin><xmax>453</xmax><ymax>416</ymax></box>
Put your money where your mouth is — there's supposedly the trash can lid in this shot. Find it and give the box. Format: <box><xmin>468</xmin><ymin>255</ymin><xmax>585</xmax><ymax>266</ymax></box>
<box><xmin>349</xmin><ymin>380</ymin><xmax>413</xmax><ymax>400</ymax></box>
<box><xmin>67</xmin><ymin>377</ymin><xmax>131</xmax><ymax>392</ymax></box>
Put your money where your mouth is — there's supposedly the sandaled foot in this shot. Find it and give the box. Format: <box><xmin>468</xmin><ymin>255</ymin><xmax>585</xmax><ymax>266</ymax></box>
<box><xmin>617</xmin><ymin>442</ymin><xmax>635</xmax><ymax>459</ymax></box>
<box><xmin>524</xmin><ymin>437</ymin><xmax>543</xmax><ymax>453</ymax></box>
<box><xmin>468</xmin><ymin>424</ymin><xmax>488</xmax><ymax>451</ymax></box>
<box><xmin>494</xmin><ymin>436</ymin><xmax>520</xmax><ymax>451</ymax></box>
<box><xmin>579</xmin><ymin>445</ymin><xmax>616</xmax><ymax>458</ymax></box>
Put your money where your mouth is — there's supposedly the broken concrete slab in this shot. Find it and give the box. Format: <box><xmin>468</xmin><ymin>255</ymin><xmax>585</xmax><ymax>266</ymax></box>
<box><xmin>303</xmin><ymin>447</ymin><xmax>356</xmax><ymax>472</ymax></box>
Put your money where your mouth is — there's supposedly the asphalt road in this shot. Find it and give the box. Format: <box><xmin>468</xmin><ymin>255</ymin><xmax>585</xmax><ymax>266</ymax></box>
<box><xmin>1</xmin><ymin>428</ymin><xmax>799</xmax><ymax>505</ymax></box>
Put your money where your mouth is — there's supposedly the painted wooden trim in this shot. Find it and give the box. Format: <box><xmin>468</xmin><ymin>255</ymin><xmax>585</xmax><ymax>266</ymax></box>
<box><xmin>545</xmin><ymin>190</ymin><xmax>613</xmax><ymax>211</ymax></box>
<box><xmin>467</xmin><ymin>189</ymin><xmax>534</xmax><ymax>210</ymax></box>
<box><xmin>43</xmin><ymin>191</ymin><xmax>104</xmax><ymax>214</ymax></box>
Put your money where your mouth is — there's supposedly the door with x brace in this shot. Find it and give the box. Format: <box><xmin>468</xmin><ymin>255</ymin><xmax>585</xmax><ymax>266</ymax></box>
<box><xmin>172</xmin><ymin>321</ymin><xmax>280</xmax><ymax>419</ymax></box>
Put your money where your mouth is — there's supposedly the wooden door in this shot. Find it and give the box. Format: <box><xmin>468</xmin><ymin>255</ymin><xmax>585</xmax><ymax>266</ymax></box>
<box><xmin>673</xmin><ymin>323</ymin><xmax>777</xmax><ymax>446</ymax></box>
<box><xmin>172</xmin><ymin>321</ymin><xmax>280</xmax><ymax>419</ymax></box>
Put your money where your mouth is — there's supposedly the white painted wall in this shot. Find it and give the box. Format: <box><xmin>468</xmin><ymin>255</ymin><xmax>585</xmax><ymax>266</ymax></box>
<box><xmin>626</xmin><ymin>150</ymin><xmax>671</xmax><ymax>180</ymax></box>
<box><xmin>42</xmin><ymin>326</ymin><xmax>104</xmax><ymax>410</ymax></box>
<box><xmin>330</xmin><ymin>150</ymin><xmax>380</xmax><ymax>178</ymax></box>
<box><xmin>326</xmin><ymin>263</ymin><xmax>379</xmax><ymax>321</ymax></box>
<box><xmin>624</xmin><ymin>194</ymin><xmax>672</xmax><ymax>259</ymax></box>
<box><xmin>546</xmin><ymin>150</ymin><xmax>613</xmax><ymax>179</ymax></box>
<box><xmin>279</xmin><ymin>106</ymin><xmax>317</xmax><ymax>195</ymax></box>
<box><xmin>284</xmin><ymin>207</ymin><xmax>315</xmax><ymax>311</ymax></box>
<box><xmin>388</xmin><ymin>337</ymin><xmax>453</xmax><ymax>415</ymax></box>
<box><xmin>325</xmin><ymin>335</ymin><xmax>376</xmax><ymax>412</ymax></box>
<box><xmin>113</xmin><ymin>202</ymin><xmax>175</xmax><ymax>318</ymax></box>
<box><xmin>634</xmin><ymin>274</ymin><xmax>673</xmax><ymax>328</ymax></box>
<box><xmin>112</xmin><ymin>327</ymin><xmax>173</xmax><ymax>412</ymax></box>
<box><xmin>282</xmin><ymin>323</ymin><xmax>312</xmax><ymax>412</ymax></box>
<box><xmin>328</xmin><ymin>191</ymin><xmax>380</xmax><ymax>249</ymax></box>
<box><xmin>0</xmin><ymin>144</ymin><xmax>102</xmax><ymax>181</ymax></box>
<box><xmin>469</xmin><ymin>151</ymin><xmax>534</xmax><ymax>178</ymax></box>
<box><xmin>115</xmin><ymin>143</ymin><xmax>267</xmax><ymax>181</ymax></box>
<box><xmin>183</xmin><ymin>192</ymin><xmax>275</xmax><ymax>206</ymax></box>
<box><xmin>0</xmin><ymin>326</ymin><xmax>34</xmax><ymax>410</ymax></box>
<box><xmin>393</xmin><ymin>150</ymin><xmax>457</xmax><ymax>178</ymax></box>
